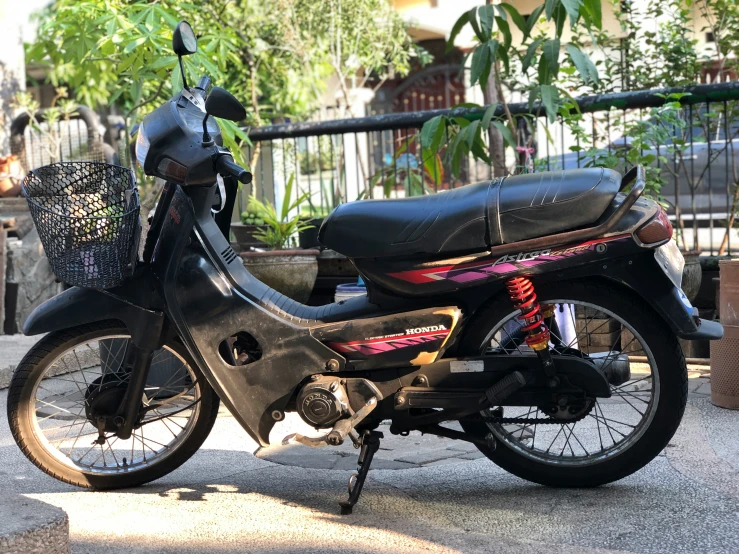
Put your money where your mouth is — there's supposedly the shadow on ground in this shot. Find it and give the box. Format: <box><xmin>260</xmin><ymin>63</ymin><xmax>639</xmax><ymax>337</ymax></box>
<box><xmin>3</xmin><ymin>393</ymin><xmax>739</xmax><ymax>553</ymax></box>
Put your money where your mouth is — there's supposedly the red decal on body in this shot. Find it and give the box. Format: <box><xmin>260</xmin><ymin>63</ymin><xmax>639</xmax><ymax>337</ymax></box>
<box><xmin>329</xmin><ymin>329</ymin><xmax>450</xmax><ymax>356</ymax></box>
<box><xmin>388</xmin><ymin>235</ymin><xmax>631</xmax><ymax>284</ymax></box>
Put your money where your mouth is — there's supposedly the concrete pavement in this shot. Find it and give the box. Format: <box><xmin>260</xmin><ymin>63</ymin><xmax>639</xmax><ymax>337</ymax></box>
<box><xmin>2</xmin><ymin>366</ymin><xmax>739</xmax><ymax>554</ymax></box>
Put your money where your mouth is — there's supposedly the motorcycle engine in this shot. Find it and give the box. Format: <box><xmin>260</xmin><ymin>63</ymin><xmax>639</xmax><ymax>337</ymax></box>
<box><xmin>297</xmin><ymin>377</ymin><xmax>350</xmax><ymax>428</ymax></box>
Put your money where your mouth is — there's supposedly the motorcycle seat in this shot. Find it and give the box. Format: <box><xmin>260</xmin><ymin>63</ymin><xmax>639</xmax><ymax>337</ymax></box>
<box><xmin>318</xmin><ymin>167</ymin><xmax>622</xmax><ymax>258</ymax></box>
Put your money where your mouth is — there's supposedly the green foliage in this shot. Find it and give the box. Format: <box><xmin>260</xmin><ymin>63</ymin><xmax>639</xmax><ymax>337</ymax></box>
<box><xmin>11</xmin><ymin>88</ymin><xmax>78</xmax><ymax>163</ymax></box>
<box><xmin>27</xmin><ymin>0</ymin><xmax>422</xmax><ymax>174</ymax></box>
<box><xmin>613</xmin><ymin>0</ymin><xmax>701</xmax><ymax>90</ymax></box>
<box><xmin>421</xmin><ymin>0</ymin><xmax>602</xmax><ymax>179</ymax></box>
<box><xmin>248</xmin><ymin>174</ymin><xmax>314</xmax><ymax>249</ymax></box>
<box><xmin>298</xmin><ymin>147</ymin><xmax>333</xmax><ymax>176</ymax></box>
<box><xmin>368</xmin><ymin>135</ymin><xmax>444</xmax><ymax>198</ymax></box>
<box><xmin>301</xmin><ymin>176</ymin><xmax>341</xmax><ymax>219</ymax></box>
<box><xmin>697</xmin><ymin>0</ymin><xmax>739</xmax><ymax>79</ymax></box>
<box><xmin>240</xmin><ymin>199</ymin><xmax>265</xmax><ymax>226</ymax></box>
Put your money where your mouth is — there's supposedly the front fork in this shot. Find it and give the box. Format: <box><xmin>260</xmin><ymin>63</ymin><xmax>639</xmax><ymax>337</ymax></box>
<box><xmin>114</xmin><ymin>344</ymin><xmax>155</xmax><ymax>440</ymax></box>
<box><xmin>91</xmin><ymin>343</ymin><xmax>155</xmax><ymax>444</ymax></box>
<box><xmin>505</xmin><ymin>277</ymin><xmax>559</xmax><ymax>387</ymax></box>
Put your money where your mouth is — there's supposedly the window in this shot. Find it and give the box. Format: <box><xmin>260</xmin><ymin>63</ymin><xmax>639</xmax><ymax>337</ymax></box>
<box><xmin>706</xmin><ymin>32</ymin><xmax>715</xmax><ymax>43</ymax></box>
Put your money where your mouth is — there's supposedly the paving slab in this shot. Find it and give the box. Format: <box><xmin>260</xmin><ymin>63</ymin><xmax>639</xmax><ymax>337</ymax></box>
<box><xmin>2</xmin><ymin>387</ymin><xmax>739</xmax><ymax>553</ymax></box>
<box><xmin>1</xmin><ymin>341</ymin><xmax>738</xmax><ymax>553</ymax></box>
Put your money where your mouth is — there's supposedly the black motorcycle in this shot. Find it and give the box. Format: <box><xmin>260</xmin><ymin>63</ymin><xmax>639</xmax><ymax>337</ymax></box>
<box><xmin>8</xmin><ymin>21</ymin><xmax>722</xmax><ymax>514</ymax></box>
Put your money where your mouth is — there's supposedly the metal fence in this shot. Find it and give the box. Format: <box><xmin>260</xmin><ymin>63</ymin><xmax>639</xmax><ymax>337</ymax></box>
<box><xmin>244</xmin><ymin>81</ymin><xmax>739</xmax><ymax>256</ymax></box>
<box><xmin>9</xmin><ymin>107</ymin><xmax>109</xmax><ymax>173</ymax></box>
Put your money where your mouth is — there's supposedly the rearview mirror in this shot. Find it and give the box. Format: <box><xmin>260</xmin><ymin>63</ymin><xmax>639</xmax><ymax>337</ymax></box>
<box><xmin>205</xmin><ymin>87</ymin><xmax>246</xmax><ymax>122</ymax></box>
<box><xmin>173</xmin><ymin>21</ymin><xmax>197</xmax><ymax>56</ymax></box>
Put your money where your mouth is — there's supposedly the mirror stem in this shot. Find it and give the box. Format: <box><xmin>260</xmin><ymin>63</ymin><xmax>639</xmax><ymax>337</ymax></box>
<box><xmin>178</xmin><ymin>56</ymin><xmax>189</xmax><ymax>90</ymax></box>
<box><xmin>202</xmin><ymin>114</ymin><xmax>214</xmax><ymax>146</ymax></box>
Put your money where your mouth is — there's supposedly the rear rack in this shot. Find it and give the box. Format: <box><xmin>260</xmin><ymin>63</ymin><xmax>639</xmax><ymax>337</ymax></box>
<box><xmin>488</xmin><ymin>165</ymin><xmax>646</xmax><ymax>255</ymax></box>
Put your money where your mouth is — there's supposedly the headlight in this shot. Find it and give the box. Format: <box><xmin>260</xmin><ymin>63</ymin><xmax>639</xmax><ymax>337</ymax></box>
<box><xmin>135</xmin><ymin>125</ymin><xmax>150</xmax><ymax>169</ymax></box>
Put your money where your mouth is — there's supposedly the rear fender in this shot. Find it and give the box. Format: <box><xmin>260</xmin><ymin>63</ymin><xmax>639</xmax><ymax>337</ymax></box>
<box><xmin>602</xmin><ymin>253</ymin><xmax>723</xmax><ymax>341</ymax></box>
<box><xmin>23</xmin><ymin>287</ymin><xmax>165</xmax><ymax>350</ymax></box>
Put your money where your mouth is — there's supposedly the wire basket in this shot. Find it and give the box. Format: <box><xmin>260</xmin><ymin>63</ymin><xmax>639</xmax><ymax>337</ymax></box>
<box><xmin>22</xmin><ymin>161</ymin><xmax>141</xmax><ymax>289</ymax></box>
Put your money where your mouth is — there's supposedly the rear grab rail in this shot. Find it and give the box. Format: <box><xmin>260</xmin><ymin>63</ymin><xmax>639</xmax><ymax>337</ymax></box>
<box><xmin>488</xmin><ymin>165</ymin><xmax>646</xmax><ymax>256</ymax></box>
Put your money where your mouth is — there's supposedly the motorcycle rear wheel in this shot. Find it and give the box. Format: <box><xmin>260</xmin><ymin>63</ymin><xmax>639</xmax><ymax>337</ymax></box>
<box><xmin>458</xmin><ymin>279</ymin><xmax>688</xmax><ymax>487</ymax></box>
<box><xmin>7</xmin><ymin>320</ymin><xmax>220</xmax><ymax>489</ymax></box>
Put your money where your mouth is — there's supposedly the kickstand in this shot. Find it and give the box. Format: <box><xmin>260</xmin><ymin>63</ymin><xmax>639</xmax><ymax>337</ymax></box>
<box><xmin>339</xmin><ymin>430</ymin><xmax>383</xmax><ymax>515</ymax></box>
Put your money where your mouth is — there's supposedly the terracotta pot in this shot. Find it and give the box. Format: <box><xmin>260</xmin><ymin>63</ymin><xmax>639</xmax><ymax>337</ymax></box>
<box><xmin>710</xmin><ymin>324</ymin><xmax>739</xmax><ymax>410</ymax></box>
<box><xmin>719</xmin><ymin>259</ymin><xmax>739</xmax><ymax>326</ymax></box>
<box><xmin>0</xmin><ymin>155</ymin><xmax>22</xmax><ymax>198</ymax></box>
<box><xmin>240</xmin><ymin>249</ymin><xmax>319</xmax><ymax>303</ymax></box>
<box><xmin>680</xmin><ymin>250</ymin><xmax>702</xmax><ymax>303</ymax></box>
<box><xmin>231</xmin><ymin>222</ymin><xmax>268</xmax><ymax>250</ymax></box>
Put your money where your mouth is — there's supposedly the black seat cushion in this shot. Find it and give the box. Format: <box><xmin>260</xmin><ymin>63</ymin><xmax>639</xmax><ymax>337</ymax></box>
<box><xmin>491</xmin><ymin>167</ymin><xmax>622</xmax><ymax>244</ymax></box>
<box><xmin>319</xmin><ymin>168</ymin><xmax>621</xmax><ymax>259</ymax></box>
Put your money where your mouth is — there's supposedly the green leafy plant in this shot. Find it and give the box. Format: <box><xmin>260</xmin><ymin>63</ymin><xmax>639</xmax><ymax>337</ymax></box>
<box><xmin>368</xmin><ymin>135</ymin><xmax>444</xmax><ymax>198</ymax></box>
<box><xmin>249</xmin><ymin>174</ymin><xmax>314</xmax><ymax>249</ymax></box>
<box><xmin>300</xmin><ymin>177</ymin><xmax>341</xmax><ymax>219</ymax></box>
<box><xmin>11</xmin><ymin>88</ymin><xmax>78</xmax><ymax>164</ymax></box>
<box><xmin>239</xmin><ymin>199</ymin><xmax>266</xmax><ymax>226</ymax></box>
<box><xmin>420</xmin><ymin>1</ymin><xmax>602</xmax><ymax>179</ymax></box>
<box><xmin>28</xmin><ymin>0</ymin><xmax>424</xmax><ymax>179</ymax></box>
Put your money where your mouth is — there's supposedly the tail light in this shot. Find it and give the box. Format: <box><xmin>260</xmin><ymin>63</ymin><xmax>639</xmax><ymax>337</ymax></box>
<box><xmin>635</xmin><ymin>208</ymin><xmax>673</xmax><ymax>246</ymax></box>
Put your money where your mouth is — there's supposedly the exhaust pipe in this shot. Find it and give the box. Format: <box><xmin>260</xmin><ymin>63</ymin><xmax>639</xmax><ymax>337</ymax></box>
<box><xmin>589</xmin><ymin>351</ymin><xmax>631</xmax><ymax>386</ymax></box>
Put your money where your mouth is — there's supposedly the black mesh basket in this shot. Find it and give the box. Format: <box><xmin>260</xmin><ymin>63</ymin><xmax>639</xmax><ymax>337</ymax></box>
<box><xmin>22</xmin><ymin>161</ymin><xmax>141</xmax><ymax>289</ymax></box>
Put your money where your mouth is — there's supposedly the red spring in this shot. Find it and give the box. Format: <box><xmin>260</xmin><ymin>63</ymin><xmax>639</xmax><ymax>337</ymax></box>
<box><xmin>505</xmin><ymin>277</ymin><xmax>550</xmax><ymax>350</ymax></box>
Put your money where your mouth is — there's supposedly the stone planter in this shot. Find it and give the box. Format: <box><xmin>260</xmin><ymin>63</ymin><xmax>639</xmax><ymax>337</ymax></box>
<box><xmin>231</xmin><ymin>222</ymin><xmax>267</xmax><ymax>251</ymax></box>
<box><xmin>680</xmin><ymin>250</ymin><xmax>702</xmax><ymax>303</ymax></box>
<box><xmin>240</xmin><ymin>249</ymin><xmax>319</xmax><ymax>303</ymax></box>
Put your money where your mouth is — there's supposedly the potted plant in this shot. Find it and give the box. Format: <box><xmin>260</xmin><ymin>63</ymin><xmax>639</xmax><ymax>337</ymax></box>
<box><xmin>231</xmin><ymin>199</ymin><xmax>268</xmax><ymax>251</ymax></box>
<box><xmin>298</xmin><ymin>179</ymin><xmax>341</xmax><ymax>249</ymax></box>
<box><xmin>299</xmin><ymin>207</ymin><xmax>329</xmax><ymax>249</ymax></box>
<box><xmin>680</xmin><ymin>248</ymin><xmax>703</xmax><ymax>303</ymax></box>
<box><xmin>240</xmin><ymin>175</ymin><xmax>319</xmax><ymax>302</ymax></box>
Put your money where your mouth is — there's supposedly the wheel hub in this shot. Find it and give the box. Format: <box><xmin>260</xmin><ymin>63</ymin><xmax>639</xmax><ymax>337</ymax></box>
<box><xmin>539</xmin><ymin>397</ymin><xmax>595</xmax><ymax>421</ymax></box>
<box><xmin>84</xmin><ymin>374</ymin><xmax>128</xmax><ymax>433</ymax></box>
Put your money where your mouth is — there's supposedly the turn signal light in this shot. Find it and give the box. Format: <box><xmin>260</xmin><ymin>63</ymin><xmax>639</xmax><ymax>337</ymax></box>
<box><xmin>635</xmin><ymin>208</ymin><xmax>673</xmax><ymax>246</ymax></box>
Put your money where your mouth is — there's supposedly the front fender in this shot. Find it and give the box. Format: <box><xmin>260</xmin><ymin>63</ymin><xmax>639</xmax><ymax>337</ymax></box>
<box><xmin>24</xmin><ymin>287</ymin><xmax>165</xmax><ymax>350</ymax></box>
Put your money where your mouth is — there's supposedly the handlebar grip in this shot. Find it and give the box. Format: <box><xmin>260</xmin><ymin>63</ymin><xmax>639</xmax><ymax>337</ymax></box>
<box><xmin>216</xmin><ymin>156</ymin><xmax>252</xmax><ymax>185</ymax></box>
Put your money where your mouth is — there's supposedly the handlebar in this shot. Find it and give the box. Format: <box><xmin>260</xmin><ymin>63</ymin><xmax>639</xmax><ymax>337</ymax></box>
<box><xmin>196</xmin><ymin>76</ymin><xmax>212</xmax><ymax>91</ymax></box>
<box><xmin>216</xmin><ymin>155</ymin><xmax>252</xmax><ymax>184</ymax></box>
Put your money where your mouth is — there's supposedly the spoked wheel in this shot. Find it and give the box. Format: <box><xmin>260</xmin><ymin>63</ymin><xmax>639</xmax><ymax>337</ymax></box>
<box><xmin>459</xmin><ymin>280</ymin><xmax>688</xmax><ymax>487</ymax></box>
<box><xmin>7</xmin><ymin>321</ymin><xmax>219</xmax><ymax>489</ymax></box>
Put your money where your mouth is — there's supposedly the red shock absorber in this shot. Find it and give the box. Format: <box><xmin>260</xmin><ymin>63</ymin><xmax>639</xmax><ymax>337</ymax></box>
<box><xmin>505</xmin><ymin>277</ymin><xmax>551</xmax><ymax>351</ymax></box>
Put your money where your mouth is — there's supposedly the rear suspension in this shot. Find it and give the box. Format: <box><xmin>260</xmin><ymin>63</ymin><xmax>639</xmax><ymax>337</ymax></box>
<box><xmin>505</xmin><ymin>277</ymin><xmax>558</xmax><ymax>385</ymax></box>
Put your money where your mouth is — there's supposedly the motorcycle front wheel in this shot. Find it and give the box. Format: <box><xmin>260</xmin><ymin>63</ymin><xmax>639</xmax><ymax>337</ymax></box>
<box><xmin>458</xmin><ymin>279</ymin><xmax>688</xmax><ymax>487</ymax></box>
<box><xmin>7</xmin><ymin>320</ymin><xmax>220</xmax><ymax>489</ymax></box>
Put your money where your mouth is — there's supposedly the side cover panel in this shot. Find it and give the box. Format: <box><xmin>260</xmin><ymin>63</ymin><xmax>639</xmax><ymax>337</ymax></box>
<box><xmin>155</xmin><ymin>187</ymin><xmax>347</xmax><ymax>447</ymax></box>
<box><xmin>312</xmin><ymin>307</ymin><xmax>462</xmax><ymax>371</ymax></box>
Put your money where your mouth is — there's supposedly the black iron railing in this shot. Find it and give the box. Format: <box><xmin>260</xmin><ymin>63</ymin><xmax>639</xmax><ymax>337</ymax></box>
<box><xmin>244</xmin><ymin>81</ymin><xmax>739</xmax><ymax>255</ymax></box>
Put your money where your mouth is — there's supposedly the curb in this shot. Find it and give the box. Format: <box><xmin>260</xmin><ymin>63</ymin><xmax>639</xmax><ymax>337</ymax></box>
<box><xmin>0</xmin><ymin>495</ymin><xmax>69</xmax><ymax>554</ymax></box>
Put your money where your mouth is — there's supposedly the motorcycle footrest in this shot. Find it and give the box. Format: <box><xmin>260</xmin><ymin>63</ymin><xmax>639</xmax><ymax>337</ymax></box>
<box><xmin>483</xmin><ymin>370</ymin><xmax>527</xmax><ymax>407</ymax></box>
